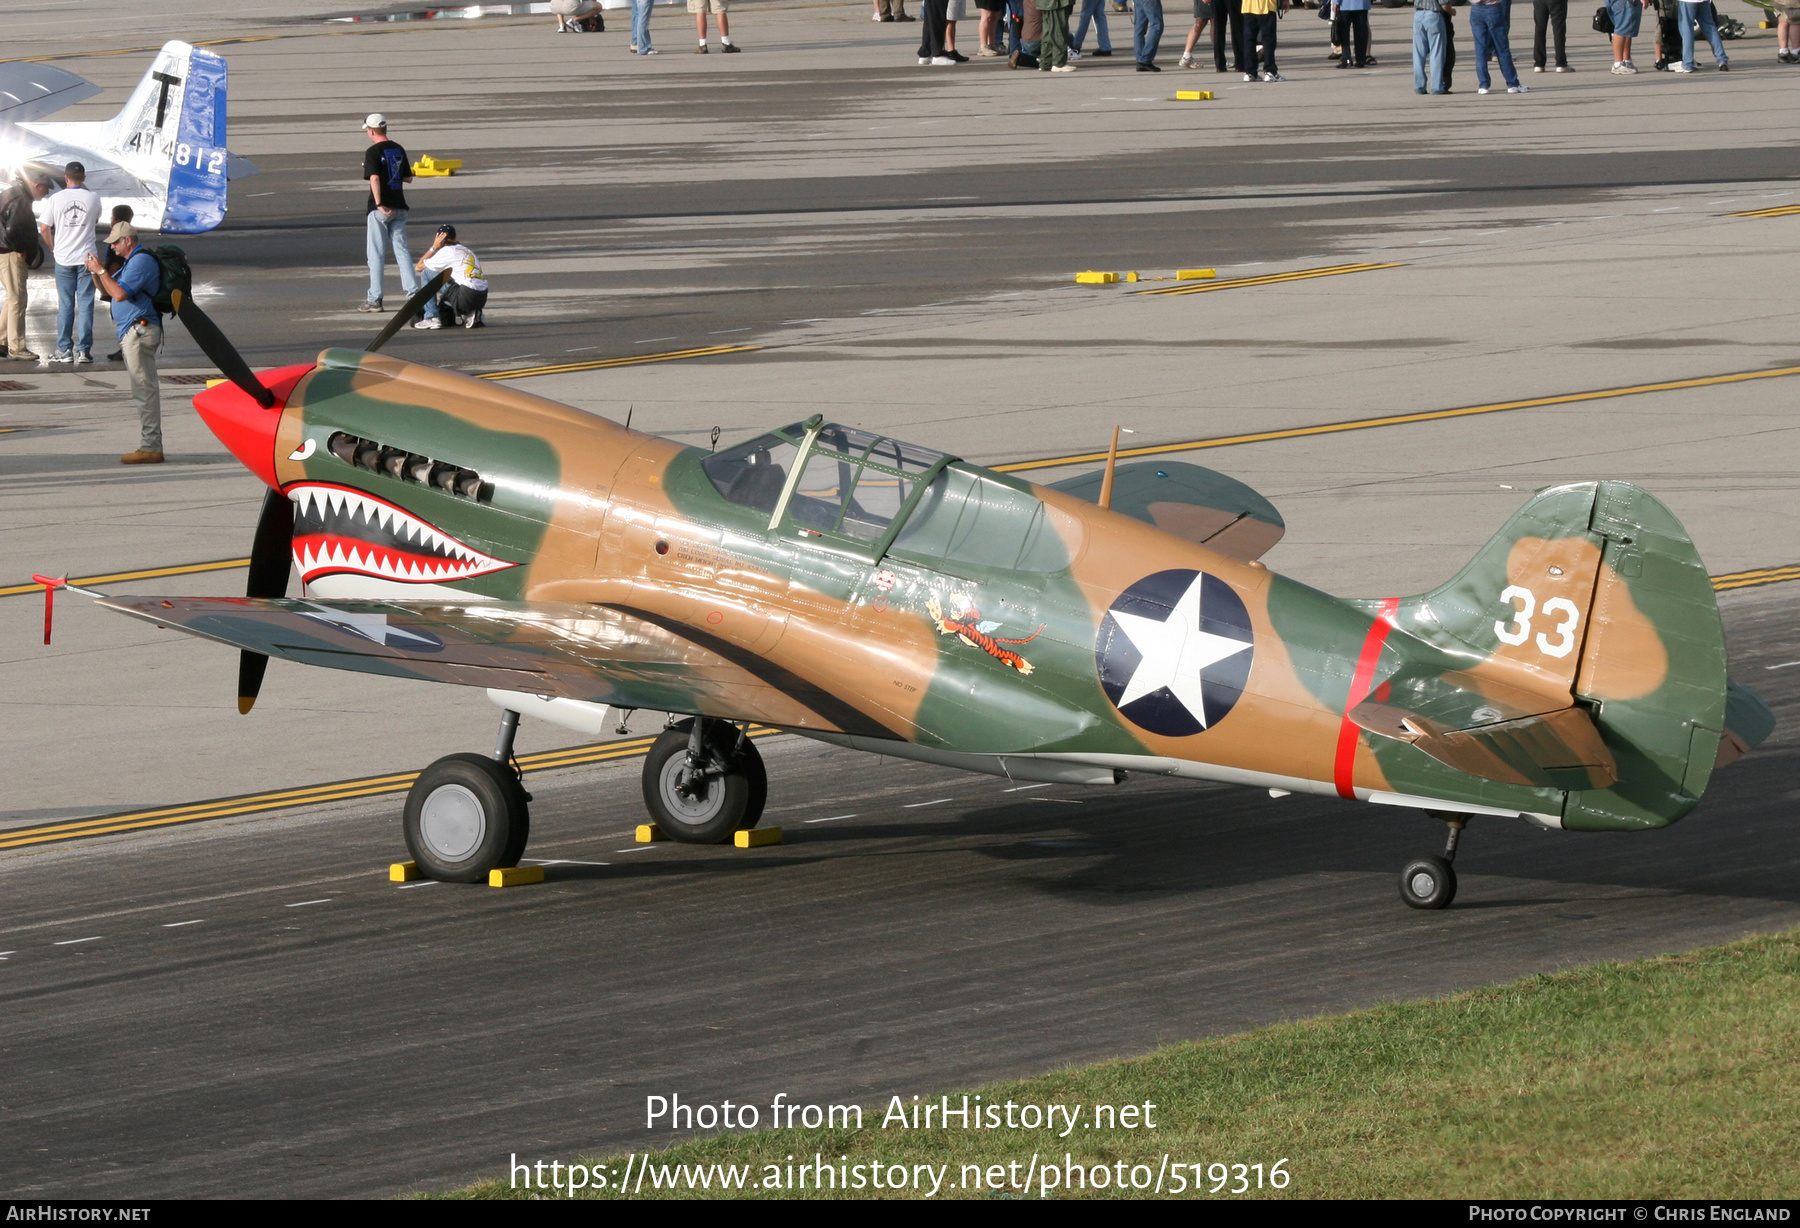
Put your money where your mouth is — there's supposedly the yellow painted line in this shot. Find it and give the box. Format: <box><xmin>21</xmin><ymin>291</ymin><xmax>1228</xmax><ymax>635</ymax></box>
<box><xmin>1</xmin><ymin>557</ymin><xmax>253</xmax><ymax>599</ymax></box>
<box><xmin>1131</xmin><ymin>261</ymin><xmax>1404</xmax><ymax>297</ymax></box>
<box><xmin>1727</xmin><ymin>205</ymin><xmax>1800</xmax><ymax>218</ymax></box>
<box><xmin>0</xmin><ymin>427</ymin><xmax>28</xmax><ymax>435</ymax></box>
<box><xmin>1712</xmin><ymin>565</ymin><xmax>1800</xmax><ymax>592</ymax></box>
<box><xmin>995</xmin><ymin>362</ymin><xmax>1800</xmax><ymax>473</ymax></box>
<box><xmin>478</xmin><ymin>345</ymin><xmax>758</xmax><ymax>382</ymax></box>
<box><xmin>0</xmin><ymin>728</ymin><xmax>779</xmax><ymax>852</ymax></box>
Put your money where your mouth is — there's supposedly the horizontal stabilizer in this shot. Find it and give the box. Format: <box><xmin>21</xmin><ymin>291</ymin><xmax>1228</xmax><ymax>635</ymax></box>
<box><xmin>0</xmin><ymin>63</ymin><xmax>102</xmax><ymax>123</ymax></box>
<box><xmin>1352</xmin><ymin>699</ymin><xmax>1617</xmax><ymax>791</ymax></box>
<box><xmin>1048</xmin><ymin>461</ymin><xmax>1285</xmax><ymax>561</ymax></box>
<box><xmin>1715</xmin><ymin>679</ymin><xmax>1776</xmax><ymax>769</ymax></box>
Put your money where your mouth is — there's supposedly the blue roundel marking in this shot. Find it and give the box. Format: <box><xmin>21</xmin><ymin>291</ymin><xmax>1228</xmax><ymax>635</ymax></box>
<box><xmin>1094</xmin><ymin>569</ymin><xmax>1255</xmax><ymax>737</ymax></box>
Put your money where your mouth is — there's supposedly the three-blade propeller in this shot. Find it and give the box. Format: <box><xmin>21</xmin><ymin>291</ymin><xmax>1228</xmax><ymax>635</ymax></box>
<box><xmin>170</xmin><ymin>283</ymin><xmax>446</xmax><ymax>712</ymax></box>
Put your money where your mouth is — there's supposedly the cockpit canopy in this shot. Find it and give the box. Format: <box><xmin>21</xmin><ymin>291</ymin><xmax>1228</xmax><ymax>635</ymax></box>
<box><xmin>703</xmin><ymin>421</ymin><xmax>1075</xmax><ymax>574</ymax></box>
<box><xmin>703</xmin><ymin>422</ymin><xmax>950</xmax><ymax>543</ymax></box>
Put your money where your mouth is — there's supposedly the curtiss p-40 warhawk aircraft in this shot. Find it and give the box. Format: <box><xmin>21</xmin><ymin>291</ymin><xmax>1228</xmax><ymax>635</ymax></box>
<box><xmin>52</xmin><ymin>285</ymin><xmax>1774</xmax><ymax>909</ymax></box>
<box><xmin>0</xmin><ymin>41</ymin><xmax>252</xmax><ymax>233</ymax></box>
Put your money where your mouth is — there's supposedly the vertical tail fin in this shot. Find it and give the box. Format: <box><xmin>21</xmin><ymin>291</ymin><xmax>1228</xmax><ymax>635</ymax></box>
<box><xmin>109</xmin><ymin>42</ymin><xmax>230</xmax><ymax>234</ymax></box>
<box><xmin>1396</xmin><ymin>481</ymin><xmax>1728</xmax><ymax>830</ymax></box>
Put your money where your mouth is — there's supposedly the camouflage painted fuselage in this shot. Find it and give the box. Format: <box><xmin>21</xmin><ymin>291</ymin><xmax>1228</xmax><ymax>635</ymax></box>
<box><xmin>162</xmin><ymin>348</ymin><xmax>1740</xmax><ymax>834</ymax></box>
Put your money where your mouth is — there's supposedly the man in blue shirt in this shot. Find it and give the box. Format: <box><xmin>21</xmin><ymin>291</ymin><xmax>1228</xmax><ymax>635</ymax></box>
<box><xmin>85</xmin><ymin>222</ymin><xmax>164</xmax><ymax>464</ymax></box>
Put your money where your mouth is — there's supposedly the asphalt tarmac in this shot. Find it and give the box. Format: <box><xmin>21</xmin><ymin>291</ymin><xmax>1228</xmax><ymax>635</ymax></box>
<box><xmin>5</xmin><ymin>1</ymin><xmax>1800</xmax><ymax>1200</ymax></box>
<box><xmin>0</xmin><ymin>584</ymin><xmax>1792</xmax><ymax>1199</ymax></box>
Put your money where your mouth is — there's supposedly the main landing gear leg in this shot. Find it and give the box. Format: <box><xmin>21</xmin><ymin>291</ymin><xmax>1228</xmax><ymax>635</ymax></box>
<box><xmin>1399</xmin><ymin>814</ymin><xmax>1465</xmax><ymax>910</ymax></box>
<box><xmin>642</xmin><ymin>716</ymin><xmax>768</xmax><ymax>843</ymax></box>
<box><xmin>402</xmin><ymin>709</ymin><xmax>533</xmax><ymax>882</ymax></box>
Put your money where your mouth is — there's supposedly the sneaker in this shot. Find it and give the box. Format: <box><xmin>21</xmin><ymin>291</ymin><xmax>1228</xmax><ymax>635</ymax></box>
<box><xmin>357</xmin><ymin>299</ymin><xmax>384</xmax><ymax>313</ymax></box>
<box><xmin>1051</xmin><ymin>63</ymin><xmax>1076</xmax><ymax>71</ymax></box>
<box><xmin>106</xmin><ymin>350</ymin><xmax>121</xmax><ymax>361</ymax></box>
<box><xmin>1718</xmin><ymin>60</ymin><xmax>1729</xmax><ymax>70</ymax></box>
<box><xmin>1478</xmin><ymin>85</ymin><xmax>1490</xmax><ymax>93</ymax></box>
<box><xmin>944</xmin><ymin>49</ymin><xmax>968</xmax><ymax>61</ymax></box>
<box><xmin>643</xmin><ymin>47</ymin><xmax>658</xmax><ymax>54</ymax></box>
<box><xmin>1261</xmin><ymin>70</ymin><xmax>1282</xmax><ymax>81</ymax></box>
<box><xmin>1669</xmin><ymin>61</ymin><xmax>1694</xmax><ymax>72</ymax></box>
<box><xmin>630</xmin><ymin>42</ymin><xmax>638</xmax><ymax>50</ymax></box>
<box><xmin>1610</xmin><ymin>61</ymin><xmax>1631</xmax><ymax>73</ymax></box>
<box><xmin>1137</xmin><ymin>61</ymin><xmax>1160</xmax><ymax>71</ymax></box>
<box><xmin>1622</xmin><ymin>59</ymin><xmax>1637</xmax><ymax>71</ymax></box>
<box><xmin>1532</xmin><ymin>64</ymin><xmax>1544</xmax><ymax>71</ymax></box>
<box><xmin>1336</xmin><ymin>57</ymin><xmax>1353</xmax><ymax>68</ymax></box>
<box><xmin>1244</xmin><ymin>71</ymin><xmax>1257</xmax><ymax>80</ymax></box>
<box><xmin>1555</xmin><ymin>63</ymin><xmax>1571</xmax><ymax>71</ymax></box>
<box><xmin>722</xmin><ymin>42</ymin><xmax>741</xmax><ymax>52</ymax></box>
<box><xmin>1177</xmin><ymin>53</ymin><xmax>1194</xmax><ymax>67</ymax></box>
<box><xmin>978</xmin><ymin>44</ymin><xmax>1002</xmax><ymax>55</ymax></box>
<box><xmin>1507</xmin><ymin>83</ymin><xmax>1527</xmax><ymax>92</ymax></box>
<box><xmin>1068</xmin><ymin>48</ymin><xmax>1083</xmax><ymax>59</ymax></box>
<box><xmin>10</xmin><ymin>349</ymin><xmax>37</xmax><ymax>361</ymax></box>
<box><xmin>47</xmin><ymin>351</ymin><xmax>72</xmax><ymax>363</ymax></box>
<box><xmin>466</xmin><ymin>310</ymin><xmax>484</xmax><ymax>329</ymax></box>
<box><xmin>413</xmin><ymin>317</ymin><xmax>443</xmax><ymax>330</ymax></box>
<box><xmin>920</xmin><ymin>56</ymin><xmax>932</xmax><ymax>63</ymax></box>
<box><xmin>74</xmin><ymin>351</ymin><xmax>93</xmax><ymax>364</ymax></box>
<box><xmin>696</xmin><ymin>43</ymin><xmax>708</xmax><ymax>52</ymax></box>
<box><xmin>930</xmin><ymin>55</ymin><xmax>955</xmax><ymax>64</ymax></box>
<box><xmin>1653</xmin><ymin>57</ymin><xmax>1669</xmax><ymax>69</ymax></box>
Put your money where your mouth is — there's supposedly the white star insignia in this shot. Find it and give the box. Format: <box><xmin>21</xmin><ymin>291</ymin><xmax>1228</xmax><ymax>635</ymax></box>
<box><xmin>1109</xmin><ymin>574</ymin><xmax>1252</xmax><ymax>727</ymax></box>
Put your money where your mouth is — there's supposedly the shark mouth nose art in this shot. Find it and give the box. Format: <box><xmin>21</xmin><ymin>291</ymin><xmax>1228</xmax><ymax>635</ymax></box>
<box><xmin>287</xmin><ymin>482</ymin><xmax>516</xmax><ymax>585</ymax></box>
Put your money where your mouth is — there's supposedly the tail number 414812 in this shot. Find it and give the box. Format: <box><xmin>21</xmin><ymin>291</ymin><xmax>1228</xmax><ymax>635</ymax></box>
<box><xmin>1494</xmin><ymin>585</ymin><xmax>1580</xmax><ymax>658</ymax></box>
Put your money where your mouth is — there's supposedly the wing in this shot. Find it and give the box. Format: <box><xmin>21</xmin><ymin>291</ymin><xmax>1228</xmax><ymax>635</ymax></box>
<box><xmin>0</xmin><ymin>63</ymin><xmax>103</xmax><ymax>124</ymax></box>
<box><xmin>99</xmin><ymin>595</ymin><xmax>894</xmax><ymax>736</ymax></box>
<box><xmin>1048</xmin><ymin>461</ymin><xmax>1286</xmax><ymax>562</ymax></box>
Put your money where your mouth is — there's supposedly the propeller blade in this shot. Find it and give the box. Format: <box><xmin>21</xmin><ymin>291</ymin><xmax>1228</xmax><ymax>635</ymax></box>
<box><xmin>237</xmin><ymin>488</ymin><xmax>293</xmax><ymax>714</ymax></box>
<box><xmin>173</xmin><ymin>290</ymin><xmax>276</xmax><ymax>409</ymax></box>
<box><xmin>366</xmin><ymin>269</ymin><xmax>449</xmax><ymax>354</ymax></box>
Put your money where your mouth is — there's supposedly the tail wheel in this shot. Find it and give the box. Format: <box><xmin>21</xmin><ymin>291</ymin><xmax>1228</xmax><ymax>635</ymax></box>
<box><xmin>642</xmin><ymin>720</ymin><xmax>766</xmax><ymax>844</ymax></box>
<box><xmin>1399</xmin><ymin>855</ymin><xmax>1457</xmax><ymax>910</ymax></box>
<box><xmin>403</xmin><ymin>752</ymin><xmax>530</xmax><ymax>882</ymax></box>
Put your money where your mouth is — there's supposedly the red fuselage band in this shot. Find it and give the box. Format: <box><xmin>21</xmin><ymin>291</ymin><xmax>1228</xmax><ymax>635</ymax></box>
<box><xmin>1334</xmin><ymin>596</ymin><xmax>1400</xmax><ymax>800</ymax></box>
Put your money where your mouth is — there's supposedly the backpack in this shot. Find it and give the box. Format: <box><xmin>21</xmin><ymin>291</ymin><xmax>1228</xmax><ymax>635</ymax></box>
<box><xmin>147</xmin><ymin>245</ymin><xmax>191</xmax><ymax>316</ymax></box>
<box><xmin>1593</xmin><ymin>4</ymin><xmax>1614</xmax><ymax>33</ymax></box>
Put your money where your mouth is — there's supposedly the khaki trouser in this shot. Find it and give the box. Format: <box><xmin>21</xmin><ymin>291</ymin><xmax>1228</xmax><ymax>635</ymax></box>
<box><xmin>0</xmin><ymin>251</ymin><xmax>26</xmax><ymax>353</ymax></box>
<box><xmin>121</xmin><ymin>320</ymin><xmax>164</xmax><ymax>452</ymax></box>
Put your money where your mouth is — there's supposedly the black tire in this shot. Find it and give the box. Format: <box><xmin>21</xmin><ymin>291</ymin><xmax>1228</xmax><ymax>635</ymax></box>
<box><xmin>641</xmin><ymin>720</ymin><xmax>766</xmax><ymax>844</ymax></box>
<box><xmin>1399</xmin><ymin>855</ymin><xmax>1457</xmax><ymax>910</ymax></box>
<box><xmin>403</xmin><ymin>753</ymin><xmax>530</xmax><ymax>883</ymax></box>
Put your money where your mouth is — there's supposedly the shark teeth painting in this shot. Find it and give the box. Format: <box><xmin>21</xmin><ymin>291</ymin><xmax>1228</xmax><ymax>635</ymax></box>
<box><xmin>286</xmin><ymin>482</ymin><xmax>517</xmax><ymax>587</ymax></box>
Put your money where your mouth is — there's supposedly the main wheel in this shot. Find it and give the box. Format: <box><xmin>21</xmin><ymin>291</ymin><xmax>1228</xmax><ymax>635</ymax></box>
<box><xmin>642</xmin><ymin>720</ymin><xmax>767</xmax><ymax>844</ymax></box>
<box><xmin>403</xmin><ymin>753</ymin><xmax>530</xmax><ymax>882</ymax></box>
<box><xmin>1398</xmin><ymin>855</ymin><xmax>1457</xmax><ymax>910</ymax></box>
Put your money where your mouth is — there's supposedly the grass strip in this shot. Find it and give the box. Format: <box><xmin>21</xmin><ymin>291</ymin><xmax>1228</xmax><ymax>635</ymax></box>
<box><xmin>438</xmin><ymin>928</ymin><xmax>1800</xmax><ymax>1200</ymax></box>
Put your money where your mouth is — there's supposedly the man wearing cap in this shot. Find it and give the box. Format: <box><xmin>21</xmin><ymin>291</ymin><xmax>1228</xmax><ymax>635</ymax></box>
<box><xmin>85</xmin><ymin>222</ymin><xmax>164</xmax><ymax>464</ymax></box>
<box><xmin>39</xmin><ymin>162</ymin><xmax>102</xmax><ymax>364</ymax></box>
<box><xmin>411</xmin><ymin>225</ymin><xmax>489</xmax><ymax>330</ymax></box>
<box><xmin>360</xmin><ymin>114</ymin><xmax>418</xmax><ymax>313</ymax></box>
<box><xmin>0</xmin><ymin>174</ymin><xmax>51</xmax><ymax>362</ymax></box>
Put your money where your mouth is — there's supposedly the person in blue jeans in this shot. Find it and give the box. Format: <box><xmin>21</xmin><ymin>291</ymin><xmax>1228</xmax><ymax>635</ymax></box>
<box><xmin>1071</xmin><ymin>0</ymin><xmax>1114</xmax><ymax>53</ymax></box>
<box><xmin>632</xmin><ymin>0</ymin><xmax>657</xmax><ymax>52</ymax></box>
<box><xmin>360</xmin><ymin>116</ymin><xmax>418</xmax><ymax>311</ymax></box>
<box><xmin>1413</xmin><ymin>0</ymin><xmax>1451</xmax><ymax>91</ymax></box>
<box><xmin>1469</xmin><ymin>0</ymin><xmax>1525</xmax><ymax>89</ymax></box>
<box><xmin>1134</xmin><ymin>0</ymin><xmax>1165</xmax><ymax>67</ymax></box>
<box><xmin>1670</xmin><ymin>0</ymin><xmax>1727</xmax><ymax>69</ymax></box>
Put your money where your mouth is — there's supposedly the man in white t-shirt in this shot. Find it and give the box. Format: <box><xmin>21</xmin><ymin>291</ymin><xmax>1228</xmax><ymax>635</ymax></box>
<box><xmin>38</xmin><ymin>162</ymin><xmax>102</xmax><ymax>364</ymax></box>
<box><xmin>412</xmin><ymin>224</ymin><xmax>489</xmax><ymax>330</ymax></box>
